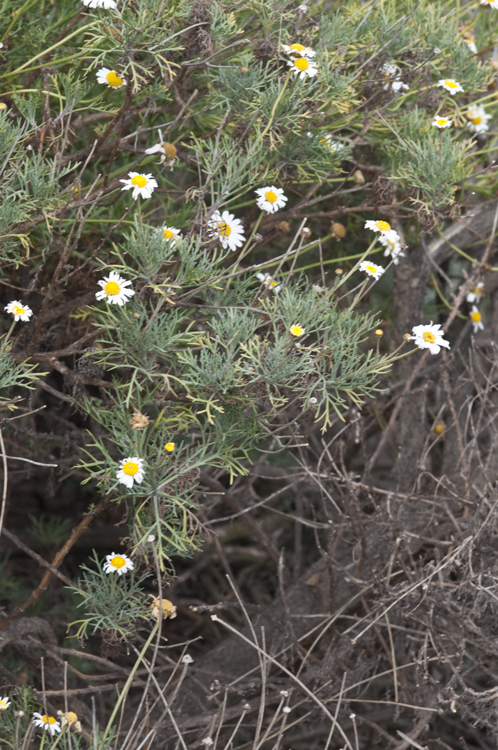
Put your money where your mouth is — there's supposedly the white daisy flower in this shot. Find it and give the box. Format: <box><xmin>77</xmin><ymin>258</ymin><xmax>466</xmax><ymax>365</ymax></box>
<box><xmin>4</xmin><ymin>300</ymin><xmax>33</xmax><ymax>322</ymax></box>
<box><xmin>162</xmin><ymin>226</ymin><xmax>181</xmax><ymax>244</ymax></box>
<box><xmin>32</xmin><ymin>714</ymin><xmax>61</xmax><ymax>736</ymax></box>
<box><xmin>378</xmin><ymin>230</ymin><xmax>405</xmax><ymax>264</ymax></box>
<box><xmin>255</xmin><ymin>186</ymin><xmax>288</xmax><ymax>214</ymax></box>
<box><xmin>318</xmin><ymin>134</ymin><xmax>345</xmax><ymax>152</ymax></box>
<box><xmin>359</xmin><ymin>261</ymin><xmax>384</xmax><ymax>280</ymax></box>
<box><xmin>432</xmin><ymin>116</ymin><xmax>452</xmax><ymax>129</ymax></box>
<box><xmin>281</xmin><ymin>43</ymin><xmax>316</xmax><ymax>58</ymax></box>
<box><xmin>82</xmin><ymin>0</ymin><xmax>117</xmax><ymax>7</ymax></box>
<box><xmin>466</xmin><ymin>106</ymin><xmax>492</xmax><ymax>133</ymax></box>
<box><xmin>120</xmin><ymin>172</ymin><xmax>158</xmax><ymax>200</ymax></box>
<box><xmin>96</xmin><ymin>271</ymin><xmax>135</xmax><ymax>306</ymax></box>
<box><xmin>256</xmin><ymin>273</ymin><xmax>281</xmax><ymax>292</ymax></box>
<box><xmin>464</xmin><ymin>38</ymin><xmax>477</xmax><ymax>53</ymax></box>
<box><xmin>481</xmin><ymin>0</ymin><xmax>498</xmax><ymax>8</ymax></box>
<box><xmin>116</xmin><ymin>457</ymin><xmax>145</xmax><ymax>488</ymax></box>
<box><xmin>0</xmin><ymin>697</ymin><xmax>11</xmax><ymax>712</ymax></box>
<box><xmin>207</xmin><ymin>210</ymin><xmax>246</xmax><ymax>252</ymax></box>
<box><xmin>364</xmin><ymin>219</ymin><xmax>392</xmax><ymax>234</ymax></box>
<box><xmin>96</xmin><ymin>68</ymin><xmax>125</xmax><ymax>88</ymax></box>
<box><xmin>391</xmin><ymin>79</ymin><xmax>409</xmax><ymax>92</ymax></box>
<box><xmin>290</xmin><ymin>324</ymin><xmax>305</xmax><ymax>337</ymax></box>
<box><xmin>288</xmin><ymin>56</ymin><xmax>318</xmax><ymax>78</ymax></box>
<box><xmin>145</xmin><ymin>131</ymin><xmax>177</xmax><ymax>166</ymax></box>
<box><xmin>103</xmin><ymin>552</ymin><xmax>134</xmax><ymax>575</ymax></box>
<box><xmin>470</xmin><ymin>305</ymin><xmax>484</xmax><ymax>332</ymax></box>
<box><xmin>409</xmin><ymin>322</ymin><xmax>450</xmax><ymax>355</ymax></box>
<box><xmin>437</xmin><ymin>79</ymin><xmax>464</xmax><ymax>95</ymax></box>
<box><xmin>466</xmin><ymin>281</ymin><xmax>484</xmax><ymax>303</ymax></box>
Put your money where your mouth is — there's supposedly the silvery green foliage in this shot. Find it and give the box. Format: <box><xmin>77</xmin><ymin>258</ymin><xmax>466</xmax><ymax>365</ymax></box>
<box><xmin>0</xmin><ymin>0</ymin><xmax>494</xmax><ymax>577</ymax></box>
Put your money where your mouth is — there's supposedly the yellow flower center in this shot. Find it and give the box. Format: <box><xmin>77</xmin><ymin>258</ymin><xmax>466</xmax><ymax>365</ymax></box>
<box><xmin>131</xmin><ymin>175</ymin><xmax>147</xmax><ymax>188</ymax></box>
<box><xmin>290</xmin><ymin>325</ymin><xmax>304</xmax><ymax>337</ymax></box>
<box><xmin>295</xmin><ymin>57</ymin><xmax>309</xmax><ymax>71</ymax></box>
<box><xmin>106</xmin><ymin>71</ymin><xmax>123</xmax><ymax>88</ymax></box>
<box><xmin>218</xmin><ymin>221</ymin><xmax>231</xmax><ymax>236</ymax></box>
<box><xmin>0</xmin><ymin>103</ymin><xmax>6</xmax><ymax>111</ymax></box>
<box><xmin>375</xmin><ymin>220</ymin><xmax>391</xmax><ymax>231</ymax></box>
<box><xmin>445</xmin><ymin>80</ymin><xmax>457</xmax><ymax>88</ymax></box>
<box><xmin>437</xmin><ymin>119</ymin><xmax>448</xmax><ymax>126</ymax></box>
<box><xmin>165</xmin><ymin>442</ymin><xmax>175</xmax><ymax>452</ymax></box>
<box><xmin>162</xmin><ymin>143</ymin><xmax>177</xmax><ymax>160</ymax></box>
<box><xmin>122</xmin><ymin>461</ymin><xmax>139</xmax><ymax>476</ymax></box>
<box><xmin>434</xmin><ymin>422</ymin><xmax>445</xmax><ymax>435</ymax></box>
<box><xmin>290</xmin><ymin>43</ymin><xmax>306</xmax><ymax>52</ymax></box>
<box><xmin>164</xmin><ymin>229</ymin><xmax>173</xmax><ymax>239</ymax></box>
<box><xmin>423</xmin><ymin>332</ymin><xmax>436</xmax><ymax>343</ymax></box>
<box><xmin>104</xmin><ymin>281</ymin><xmax>120</xmax><ymax>296</ymax></box>
<box><xmin>110</xmin><ymin>556</ymin><xmax>126</xmax><ymax>569</ymax></box>
<box><xmin>41</xmin><ymin>716</ymin><xmax>57</xmax><ymax>725</ymax></box>
<box><xmin>472</xmin><ymin>115</ymin><xmax>482</xmax><ymax>124</ymax></box>
<box><xmin>365</xmin><ymin>264</ymin><xmax>377</xmax><ymax>274</ymax></box>
<box><xmin>471</xmin><ymin>310</ymin><xmax>481</xmax><ymax>322</ymax></box>
<box><xmin>12</xmin><ymin>306</ymin><xmax>25</xmax><ymax>315</ymax></box>
<box><xmin>265</xmin><ymin>190</ymin><xmax>278</xmax><ymax>203</ymax></box>
<box><xmin>269</xmin><ymin>280</ymin><xmax>278</xmax><ymax>287</ymax></box>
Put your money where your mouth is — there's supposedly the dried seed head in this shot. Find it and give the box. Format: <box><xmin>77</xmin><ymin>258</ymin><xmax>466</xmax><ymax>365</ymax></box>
<box><xmin>162</xmin><ymin>142</ymin><xmax>177</xmax><ymax>162</ymax></box>
<box><xmin>353</xmin><ymin>169</ymin><xmax>365</xmax><ymax>185</ymax></box>
<box><xmin>130</xmin><ymin>410</ymin><xmax>150</xmax><ymax>430</ymax></box>
<box><xmin>275</xmin><ymin>221</ymin><xmax>290</xmax><ymax>233</ymax></box>
<box><xmin>149</xmin><ymin>596</ymin><xmax>177</xmax><ymax>621</ymax></box>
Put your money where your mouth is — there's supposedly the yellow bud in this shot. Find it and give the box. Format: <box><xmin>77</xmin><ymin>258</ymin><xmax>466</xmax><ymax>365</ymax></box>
<box><xmin>375</xmin><ymin>329</ymin><xmax>383</xmax><ymax>337</ymax></box>
<box><xmin>434</xmin><ymin>420</ymin><xmax>446</xmax><ymax>435</ymax></box>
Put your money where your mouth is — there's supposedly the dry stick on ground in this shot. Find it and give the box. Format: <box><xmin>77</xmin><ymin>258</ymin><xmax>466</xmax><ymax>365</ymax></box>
<box><xmin>1</xmin><ymin>527</ymin><xmax>73</xmax><ymax>586</ymax></box>
<box><xmin>0</xmin><ymin>494</ymin><xmax>112</xmax><ymax>631</ymax></box>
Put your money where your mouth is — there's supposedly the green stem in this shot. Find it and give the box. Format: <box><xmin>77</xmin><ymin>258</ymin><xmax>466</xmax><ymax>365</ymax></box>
<box><xmin>103</xmin><ymin>621</ymin><xmax>159</xmax><ymax>741</ymax></box>
<box><xmin>261</xmin><ymin>70</ymin><xmax>291</xmax><ymax>138</ymax></box>
<box><xmin>1</xmin><ymin>320</ymin><xmax>17</xmax><ymax>353</ymax></box>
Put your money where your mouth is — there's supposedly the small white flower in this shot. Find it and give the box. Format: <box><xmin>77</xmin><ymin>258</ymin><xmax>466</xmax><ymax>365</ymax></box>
<box><xmin>120</xmin><ymin>172</ymin><xmax>158</xmax><ymax>200</ymax></box>
<box><xmin>147</xmin><ymin>534</ymin><xmax>156</xmax><ymax>542</ymax></box>
<box><xmin>256</xmin><ymin>273</ymin><xmax>281</xmax><ymax>292</ymax></box>
<box><xmin>364</xmin><ymin>219</ymin><xmax>392</xmax><ymax>234</ymax></box>
<box><xmin>359</xmin><ymin>261</ymin><xmax>384</xmax><ymax>280</ymax></box>
<box><xmin>297</xmin><ymin>2</ymin><xmax>308</xmax><ymax>11</ymax></box>
<box><xmin>290</xmin><ymin>324</ymin><xmax>305</xmax><ymax>337</ymax></box>
<box><xmin>145</xmin><ymin>131</ymin><xmax>177</xmax><ymax>166</ymax></box>
<box><xmin>0</xmin><ymin>43</ymin><xmax>3</xmax><ymax>49</ymax></box>
<box><xmin>96</xmin><ymin>270</ymin><xmax>135</xmax><ymax>306</ymax></box>
<box><xmin>433</xmin><ymin>47</ymin><xmax>441</xmax><ymax>55</ymax></box>
<box><xmin>379</xmin><ymin>230</ymin><xmax>405</xmax><ymax>264</ymax></box>
<box><xmin>409</xmin><ymin>322</ymin><xmax>450</xmax><ymax>355</ymax></box>
<box><xmin>309</xmin><ymin>397</ymin><xmax>318</xmax><ymax>404</ymax></box>
<box><xmin>32</xmin><ymin>713</ymin><xmax>61</xmax><ymax>736</ymax></box>
<box><xmin>96</xmin><ymin>68</ymin><xmax>125</xmax><ymax>88</ymax></box>
<box><xmin>466</xmin><ymin>106</ymin><xmax>492</xmax><ymax>134</ymax></box>
<box><xmin>255</xmin><ymin>186</ymin><xmax>288</xmax><ymax>214</ymax></box>
<box><xmin>432</xmin><ymin>116</ymin><xmax>452</xmax><ymax>129</ymax></box>
<box><xmin>83</xmin><ymin>0</ymin><xmax>117</xmax><ymax>6</ymax></box>
<box><xmin>208</xmin><ymin>210</ymin><xmax>246</xmax><ymax>252</ymax></box>
<box><xmin>288</xmin><ymin>56</ymin><xmax>318</xmax><ymax>78</ymax></box>
<box><xmin>182</xmin><ymin>654</ymin><xmax>194</xmax><ymax>664</ymax></box>
<box><xmin>283</xmin><ymin>706</ymin><xmax>292</xmax><ymax>713</ymax></box>
<box><xmin>470</xmin><ymin>305</ymin><xmax>484</xmax><ymax>333</ymax></box>
<box><xmin>116</xmin><ymin>457</ymin><xmax>145</xmax><ymax>488</ymax></box>
<box><xmin>437</xmin><ymin>79</ymin><xmax>464</xmax><ymax>95</ymax></box>
<box><xmin>281</xmin><ymin>43</ymin><xmax>316</xmax><ymax>58</ymax></box>
<box><xmin>466</xmin><ymin>281</ymin><xmax>484</xmax><ymax>304</ymax></box>
<box><xmin>162</xmin><ymin>226</ymin><xmax>181</xmax><ymax>244</ymax></box>
<box><xmin>103</xmin><ymin>552</ymin><xmax>134</xmax><ymax>575</ymax></box>
<box><xmin>391</xmin><ymin>79</ymin><xmax>409</xmax><ymax>92</ymax></box>
<box><xmin>481</xmin><ymin>0</ymin><xmax>498</xmax><ymax>8</ymax></box>
<box><xmin>201</xmin><ymin>739</ymin><xmax>213</xmax><ymax>747</ymax></box>
<box><xmin>4</xmin><ymin>300</ymin><xmax>33</xmax><ymax>322</ymax></box>
<box><xmin>312</xmin><ymin>284</ymin><xmax>324</xmax><ymax>292</ymax></box>
<box><xmin>0</xmin><ymin>697</ymin><xmax>11</xmax><ymax>712</ymax></box>
<box><xmin>317</xmin><ymin>134</ymin><xmax>345</xmax><ymax>152</ymax></box>
<box><xmin>280</xmin><ymin>690</ymin><xmax>289</xmax><ymax>696</ymax></box>
<box><xmin>464</xmin><ymin>37</ymin><xmax>477</xmax><ymax>53</ymax></box>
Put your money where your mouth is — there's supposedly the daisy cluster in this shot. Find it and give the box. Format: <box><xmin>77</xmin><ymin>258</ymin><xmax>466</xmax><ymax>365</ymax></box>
<box><xmin>281</xmin><ymin>43</ymin><xmax>318</xmax><ymax>79</ymax></box>
<box><xmin>432</xmin><ymin>69</ymin><xmax>492</xmax><ymax>134</ymax></box>
<box><xmin>466</xmin><ymin>282</ymin><xmax>485</xmax><ymax>333</ymax></box>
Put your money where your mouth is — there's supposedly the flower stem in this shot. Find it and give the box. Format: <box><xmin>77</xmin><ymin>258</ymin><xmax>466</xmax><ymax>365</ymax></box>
<box><xmin>261</xmin><ymin>70</ymin><xmax>291</xmax><ymax>138</ymax></box>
